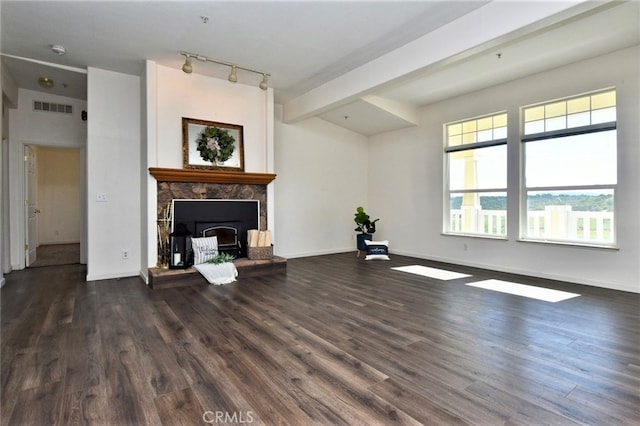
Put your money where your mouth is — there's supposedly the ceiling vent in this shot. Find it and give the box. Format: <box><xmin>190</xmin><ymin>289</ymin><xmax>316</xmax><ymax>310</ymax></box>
<box><xmin>33</xmin><ymin>101</ymin><xmax>73</xmax><ymax>114</ymax></box>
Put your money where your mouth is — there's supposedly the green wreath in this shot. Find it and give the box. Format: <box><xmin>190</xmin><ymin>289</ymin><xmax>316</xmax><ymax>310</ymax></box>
<box><xmin>196</xmin><ymin>126</ymin><xmax>236</xmax><ymax>165</ymax></box>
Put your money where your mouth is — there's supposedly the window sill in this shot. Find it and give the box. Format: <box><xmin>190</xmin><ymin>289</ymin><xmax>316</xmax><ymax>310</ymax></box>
<box><xmin>517</xmin><ymin>238</ymin><xmax>619</xmax><ymax>251</ymax></box>
<box><xmin>441</xmin><ymin>232</ymin><xmax>508</xmax><ymax>241</ymax></box>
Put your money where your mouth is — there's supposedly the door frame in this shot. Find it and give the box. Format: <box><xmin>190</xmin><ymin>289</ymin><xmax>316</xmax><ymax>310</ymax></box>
<box><xmin>24</xmin><ymin>145</ymin><xmax>38</xmax><ymax>266</ymax></box>
<box><xmin>9</xmin><ymin>139</ymin><xmax>87</xmax><ymax>269</ymax></box>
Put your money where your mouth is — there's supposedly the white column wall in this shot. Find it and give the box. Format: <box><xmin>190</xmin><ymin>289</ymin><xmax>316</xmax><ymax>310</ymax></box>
<box><xmin>144</xmin><ymin>63</ymin><xmax>274</xmax><ymax>270</ymax></box>
<box><xmin>154</xmin><ymin>65</ymin><xmax>270</xmax><ymax>172</ymax></box>
<box><xmin>86</xmin><ymin>68</ymin><xmax>141</xmax><ymax>281</ymax></box>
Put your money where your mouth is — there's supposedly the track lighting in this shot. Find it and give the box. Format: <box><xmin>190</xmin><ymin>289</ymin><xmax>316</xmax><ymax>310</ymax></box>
<box><xmin>259</xmin><ymin>74</ymin><xmax>268</xmax><ymax>90</ymax></box>
<box><xmin>180</xmin><ymin>51</ymin><xmax>269</xmax><ymax>90</ymax></box>
<box><xmin>182</xmin><ymin>57</ymin><xmax>192</xmax><ymax>74</ymax></box>
<box><xmin>228</xmin><ymin>65</ymin><xmax>238</xmax><ymax>83</ymax></box>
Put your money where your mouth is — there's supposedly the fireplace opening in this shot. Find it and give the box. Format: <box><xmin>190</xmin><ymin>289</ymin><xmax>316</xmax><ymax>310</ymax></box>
<box><xmin>197</xmin><ymin>224</ymin><xmax>241</xmax><ymax>257</ymax></box>
<box><xmin>172</xmin><ymin>199</ymin><xmax>259</xmax><ymax>259</ymax></box>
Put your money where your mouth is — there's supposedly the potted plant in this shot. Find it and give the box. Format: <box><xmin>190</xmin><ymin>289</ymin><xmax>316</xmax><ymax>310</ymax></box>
<box><xmin>354</xmin><ymin>206</ymin><xmax>379</xmax><ymax>250</ymax></box>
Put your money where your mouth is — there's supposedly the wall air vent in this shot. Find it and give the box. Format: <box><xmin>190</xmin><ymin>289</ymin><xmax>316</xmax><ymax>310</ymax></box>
<box><xmin>33</xmin><ymin>101</ymin><xmax>73</xmax><ymax>114</ymax></box>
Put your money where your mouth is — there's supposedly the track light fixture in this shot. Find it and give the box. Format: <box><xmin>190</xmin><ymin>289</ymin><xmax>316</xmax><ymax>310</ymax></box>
<box><xmin>259</xmin><ymin>74</ymin><xmax>268</xmax><ymax>90</ymax></box>
<box><xmin>180</xmin><ymin>51</ymin><xmax>270</xmax><ymax>90</ymax></box>
<box><xmin>228</xmin><ymin>65</ymin><xmax>238</xmax><ymax>83</ymax></box>
<box><xmin>182</xmin><ymin>57</ymin><xmax>192</xmax><ymax>74</ymax></box>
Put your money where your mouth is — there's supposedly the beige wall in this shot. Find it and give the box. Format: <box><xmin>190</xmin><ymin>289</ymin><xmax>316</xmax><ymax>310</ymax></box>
<box><xmin>36</xmin><ymin>146</ymin><xmax>81</xmax><ymax>245</ymax></box>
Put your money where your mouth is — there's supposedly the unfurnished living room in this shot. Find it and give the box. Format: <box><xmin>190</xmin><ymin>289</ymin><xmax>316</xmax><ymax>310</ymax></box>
<box><xmin>1</xmin><ymin>1</ymin><xmax>639</xmax><ymax>425</ymax></box>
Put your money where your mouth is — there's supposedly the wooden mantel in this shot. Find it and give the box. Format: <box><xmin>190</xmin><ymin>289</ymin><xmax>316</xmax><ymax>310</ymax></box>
<box><xmin>149</xmin><ymin>167</ymin><xmax>276</xmax><ymax>185</ymax></box>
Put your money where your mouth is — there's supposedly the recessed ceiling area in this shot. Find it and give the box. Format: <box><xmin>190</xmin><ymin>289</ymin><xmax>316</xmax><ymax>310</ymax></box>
<box><xmin>317</xmin><ymin>1</ymin><xmax>640</xmax><ymax>135</ymax></box>
<box><xmin>2</xmin><ymin>55</ymin><xmax>87</xmax><ymax>100</ymax></box>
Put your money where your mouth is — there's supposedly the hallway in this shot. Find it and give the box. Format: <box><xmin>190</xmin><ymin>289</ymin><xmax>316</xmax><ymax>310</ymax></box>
<box><xmin>29</xmin><ymin>243</ymin><xmax>80</xmax><ymax>268</ymax></box>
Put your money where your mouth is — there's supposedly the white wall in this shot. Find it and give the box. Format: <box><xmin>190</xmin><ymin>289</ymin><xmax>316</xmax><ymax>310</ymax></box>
<box><xmin>144</xmin><ymin>63</ymin><xmax>274</xmax><ymax>270</ymax></box>
<box><xmin>8</xmin><ymin>89</ymin><xmax>87</xmax><ymax>270</ymax></box>
<box><xmin>155</xmin><ymin>65</ymin><xmax>271</xmax><ymax>172</ymax></box>
<box><xmin>86</xmin><ymin>68</ymin><xmax>140</xmax><ymax>280</ymax></box>
<box><xmin>0</xmin><ymin>138</ymin><xmax>7</xmax><ymax>286</ymax></box>
<box><xmin>369</xmin><ymin>46</ymin><xmax>640</xmax><ymax>293</ymax></box>
<box><xmin>140</xmin><ymin>61</ymin><xmax>153</xmax><ymax>282</ymax></box>
<box><xmin>36</xmin><ymin>146</ymin><xmax>81</xmax><ymax>244</ymax></box>
<box><xmin>1</xmin><ymin>61</ymin><xmax>17</xmax><ymax>286</ymax></box>
<box><xmin>274</xmin><ymin>106</ymin><xmax>369</xmax><ymax>257</ymax></box>
<box><xmin>2</xmin><ymin>61</ymin><xmax>19</xmax><ymax>116</ymax></box>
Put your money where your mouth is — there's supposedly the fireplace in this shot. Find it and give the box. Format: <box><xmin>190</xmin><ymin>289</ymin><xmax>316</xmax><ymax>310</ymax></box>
<box><xmin>199</xmin><ymin>225</ymin><xmax>240</xmax><ymax>257</ymax></box>
<box><xmin>173</xmin><ymin>199</ymin><xmax>259</xmax><ymax>259</ymax></box>
<box><xmin>150</xmin><ymin>167</ymin><xmax>276</xmax><ymax>266</ymax></box>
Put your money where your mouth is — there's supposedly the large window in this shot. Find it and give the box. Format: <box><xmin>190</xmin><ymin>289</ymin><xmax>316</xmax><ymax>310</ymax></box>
<box><xmin>445</xmin><ymin>113</ymin><xmax>507</xmax><ymax>237</ymax></box>
<box><xmin>522</xmin><ymin>89</ymin><xmax>616</xmax><ymax>246</ymax></box>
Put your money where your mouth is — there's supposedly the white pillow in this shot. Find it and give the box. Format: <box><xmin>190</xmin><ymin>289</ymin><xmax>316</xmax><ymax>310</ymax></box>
<box><xmin>364</xmin><ymin>239</ymin><xmax>390</xmax><ymax>261</ymax></box>
<box><xmin>191</xmin><ymin>236</ymin><xmax>218</xmax><ymax>264</ymax></box>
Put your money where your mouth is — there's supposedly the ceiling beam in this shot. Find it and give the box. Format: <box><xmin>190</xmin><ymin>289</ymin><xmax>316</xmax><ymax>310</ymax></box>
<box><xmin>282</xmin><ymin>0</ymin><xmax>600</xmax><ymax>124</ymax></box>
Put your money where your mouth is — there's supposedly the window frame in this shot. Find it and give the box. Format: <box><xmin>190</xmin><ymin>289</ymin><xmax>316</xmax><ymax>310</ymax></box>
<box><xmin>519</xmin><ymin>89</ymin><xmax>617</xmax><ymax>248</ymax></box>
<box><xmin>443</xmin><ymin>112</ymin><xmax>508</xmax><ymax>238</ymax></box>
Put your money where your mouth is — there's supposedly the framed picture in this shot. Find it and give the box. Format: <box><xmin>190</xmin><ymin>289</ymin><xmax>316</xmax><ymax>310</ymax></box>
<box><xmin>182</xmin><ymin>118</ymin><xmax>244</xmax><ymax>171</ymax></box>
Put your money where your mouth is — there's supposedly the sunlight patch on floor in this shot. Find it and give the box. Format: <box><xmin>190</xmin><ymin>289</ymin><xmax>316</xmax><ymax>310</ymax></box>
<box><xmin>392</xmin><ymin>265</ymin><xmax>471</xmax><ymax>281</ymax></box>
<box><xmin>466</xmin><ymin>279</ymin><xmax>580</xmax><ymax>302</ymax></box>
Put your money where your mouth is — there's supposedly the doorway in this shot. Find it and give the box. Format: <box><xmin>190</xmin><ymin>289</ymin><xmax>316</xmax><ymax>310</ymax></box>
<box><xmin>25</xmin><ymin>145</ymin><xmax>82</xmax><ymax>267</ymax></box>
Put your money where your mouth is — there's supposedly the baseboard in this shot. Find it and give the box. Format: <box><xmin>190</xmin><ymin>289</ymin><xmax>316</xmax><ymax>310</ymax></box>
<box><xmin>86</xmin><ymin>269</ymin><xmax>142</xmax><ymax>282</ymax></box>
<box><xmin>280</xmin><ymin>247</ymin><xmax>354</xmax><ymax>259</ymax></box>
<box><xmin>139</xmin><ymin>269</ymin><xmax>149</xmax><ymax>285</ymax></box>
<box><xmin>391</xmin><ymin>249</ymin><xmax>639</xmax><ymax>294</ymax></box>
<box><xmin>39</xmin><ymin>240</ymin><xmax>80</xmax><ymax>245</ymax></box>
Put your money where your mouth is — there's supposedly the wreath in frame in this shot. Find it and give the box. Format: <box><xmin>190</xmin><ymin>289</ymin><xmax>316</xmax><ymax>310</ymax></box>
<box><xmin>195</xmin><ymin>126</ymin><xmax>236</xmax><ymax>165</ymax></box>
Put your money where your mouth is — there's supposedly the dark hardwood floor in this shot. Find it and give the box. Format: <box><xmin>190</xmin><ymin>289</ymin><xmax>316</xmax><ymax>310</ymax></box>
<box><xmin>29</xmin><ymin>243</ymin><xmax>80</xmax><ymax>268</ymax></box>
<box><xmin>1</xmin><ymin>253</ymin><xmax>638</xmax><ymax>425</ymax></box>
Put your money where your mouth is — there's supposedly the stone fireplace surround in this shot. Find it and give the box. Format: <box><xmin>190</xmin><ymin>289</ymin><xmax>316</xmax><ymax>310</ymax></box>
<box><xmin>148</xmin><ymin>168</ymin><xmax>284</xmax><ymax>288</ymax></box>
<box><xmin>150</xmin><ymin>167</ymin><xmax>276</xmax><ymax>254</ymax></box>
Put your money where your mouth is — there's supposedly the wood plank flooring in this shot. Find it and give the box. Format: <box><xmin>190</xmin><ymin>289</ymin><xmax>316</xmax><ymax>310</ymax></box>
<box><xmin>29</xmin><ymin>243</ymin><xmax>80</xmax><ymax>268</ymax></box>
<box><xmin>2</xmin><ymin>253</ymin><xmax>639</xmax><ymax>425</ymax></box>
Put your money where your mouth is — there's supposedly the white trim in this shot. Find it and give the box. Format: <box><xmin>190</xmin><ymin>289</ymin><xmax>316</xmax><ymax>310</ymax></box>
<box><xmin>516</xmin><ymin>238</ymin><xmax>618</xmax><ymax>251</ymax></box>
<box><xmin>0</xmin><ymin>54</ymin><xmax>87</xmax><ymax>74</ymax></box>
<box><xmin>86</xmin><ymin>270</ymin><xmax>141</xmax><ymax>282</ymax></box>
<box><xmin>280</xmin><ymin>247</ymin><xmax>352</xmax><ymax>259</ymax></box>
<box><xmin>441</xmin><ymin>232</ymin><xmax>507</xmax><ymax>241</ymax></box>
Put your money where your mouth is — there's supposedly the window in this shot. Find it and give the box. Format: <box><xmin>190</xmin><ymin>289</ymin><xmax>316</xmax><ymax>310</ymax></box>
<box><xmin>445</xmin><ymin>112</ymin><xmax>507</xmax><ymax>237</ymax></box>
<box><xmin>522</xmin><ymin>89</ymin><xmax>616</xmax><ymax>246</ymax></box>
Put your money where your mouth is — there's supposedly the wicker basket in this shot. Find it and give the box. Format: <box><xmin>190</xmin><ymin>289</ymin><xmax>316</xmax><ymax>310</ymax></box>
<box><xmin>247</xmin><ymin>245</ymin><xmax>273</xmax><ymax>260</ymax></box>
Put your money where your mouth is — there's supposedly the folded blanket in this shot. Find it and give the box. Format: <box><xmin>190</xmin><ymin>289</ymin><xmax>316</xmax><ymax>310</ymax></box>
<box><xmin>193</xmin><ymin>262</ymin><xmax>238</xmax><ymax>285</ymax></box>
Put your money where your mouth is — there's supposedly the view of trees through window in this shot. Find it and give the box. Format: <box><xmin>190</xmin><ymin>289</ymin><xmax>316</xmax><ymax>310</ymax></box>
<box><xmin>444</xmin><ymin>88</ymin><xmax>617</xmax><ymax>246</ymax></box>
<box><xmin>522</xmin><ymin>89</ymin><xmax>616</xmax><ymax>245</ymax></box>
<box><xmin>450</xmin><ymin>193</ymin><xmax>613</xmax><ymax>212</ymax></box>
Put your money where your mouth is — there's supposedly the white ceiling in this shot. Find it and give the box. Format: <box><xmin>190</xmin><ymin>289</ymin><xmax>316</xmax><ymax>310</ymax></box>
<box><xmin>2</xmin><ymin>1</ymin><xmax>638</xmax><ymax>136</ymax></box>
